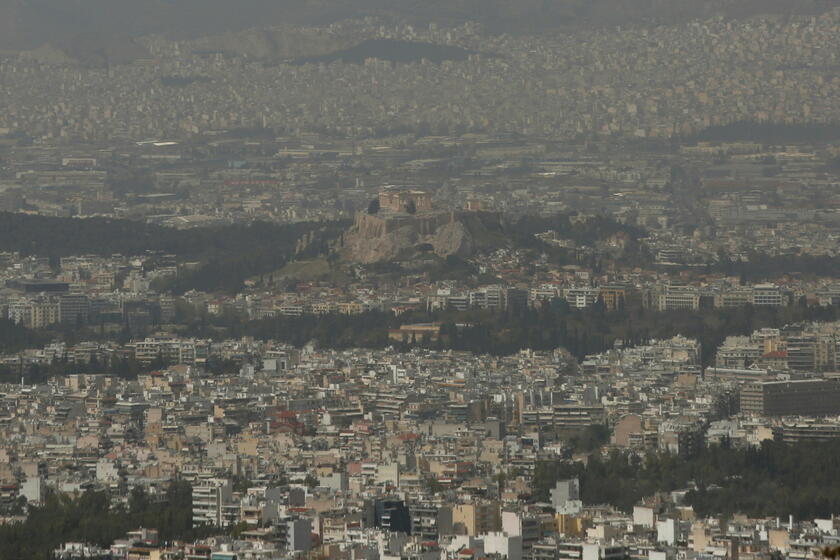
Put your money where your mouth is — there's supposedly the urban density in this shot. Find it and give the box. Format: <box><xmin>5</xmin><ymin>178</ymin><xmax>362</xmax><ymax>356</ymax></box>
<box><xmin>3</xmin><ymin>2</ymin><xmax>840</xmax><ymax>559</ymax></box>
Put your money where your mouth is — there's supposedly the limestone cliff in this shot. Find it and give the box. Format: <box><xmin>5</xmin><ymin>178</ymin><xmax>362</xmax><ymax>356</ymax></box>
<box><xmin>342</xmin><ymin>210</ymin><xmax>503</xmax><ymax>264</ymax></box>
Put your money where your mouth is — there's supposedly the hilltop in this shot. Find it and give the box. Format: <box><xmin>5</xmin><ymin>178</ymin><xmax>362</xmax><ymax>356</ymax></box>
<box><xmin>342</xmin><ymin>209</ymin><xmax>506</xmax><ymax>264</ymax></box>
<box><xmin>338</xmin><ymin>190</ymin><xmax>506</xmax><ymax>264</ymax></box>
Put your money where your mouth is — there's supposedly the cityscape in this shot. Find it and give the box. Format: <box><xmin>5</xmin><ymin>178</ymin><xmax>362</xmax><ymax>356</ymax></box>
<box><xmin>3</xmin><ymin>1</ymin><xmax>840</xmax><ymax>559</ymax></box>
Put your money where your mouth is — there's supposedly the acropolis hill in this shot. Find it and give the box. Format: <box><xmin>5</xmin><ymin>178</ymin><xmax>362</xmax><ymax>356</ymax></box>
<box><xmin>340</xmin><ymin>189</ymin><xmax>503</xmax><ymax>264</ymax></box>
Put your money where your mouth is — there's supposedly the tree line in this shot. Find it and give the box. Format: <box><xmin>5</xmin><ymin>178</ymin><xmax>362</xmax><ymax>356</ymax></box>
<box><xmin>533</xmin><ymin>439</ymin><xmax>840</xmax><ymax>519</ymax></box>
<box><xmin>0</xmin><ymin>318</ymin><xmax>51</xmax><ymax>354</ymax></box>
<box><xmin>3</xmin><ymin>298</ymin><xmax>838</xmax><ymax>378</ymax></box>
<box><xmin>0</xmin><ymin>481</ymin><xmax>206</xmax><ymax>559</ymax></box>
<box><xmin>176</xmin><ymin>298</ymin><xmax>840</xmax><ymax>365</ymax></box>
<box><xmin>0</xmin><ymin>212</ymin><xmax>347</xmax><ymax>293</ymax></box>
<box><xmin>688</xmin><ymin>120</ymin><xmax>840</xmax><ymax>144</ymax></box>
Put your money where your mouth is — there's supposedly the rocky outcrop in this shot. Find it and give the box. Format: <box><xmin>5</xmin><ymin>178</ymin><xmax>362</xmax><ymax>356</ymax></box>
<box><xmin>342</xmin><ymin>210</ymin><xmax>503</xmax><ymax>264</ymax></box>
<box><xmin>431</xmin><ymin>220</ymin><xmax>473</xmax><ymax>258</ymax></box>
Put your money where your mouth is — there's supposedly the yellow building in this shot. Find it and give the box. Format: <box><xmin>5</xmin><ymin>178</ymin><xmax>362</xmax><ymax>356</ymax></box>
<box><xmin>452</xmin><ymin>503</ymin><xmax>501</xmax><ymax>536</ymax></box>
<box><xmin>555</xmin><ymin>514</ymin><xmax>589</xmax><ymax>537</ymax></box>
<box><xmin>30</xmin><ymin>301</ymin><xmax>60</xmax><ymax>328</ymax></box>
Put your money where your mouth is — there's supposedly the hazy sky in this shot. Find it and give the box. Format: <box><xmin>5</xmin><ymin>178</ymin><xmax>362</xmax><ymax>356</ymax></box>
<box><xmin>3</xmin><ymin>0</ymin><xmax>838</xmax><ymax>50</ymax></box>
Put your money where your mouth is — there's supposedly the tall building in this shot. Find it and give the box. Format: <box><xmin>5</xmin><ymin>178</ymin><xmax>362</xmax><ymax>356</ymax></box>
<box><xmin>785</xmin><ymin>335</ymin><xmax>816</xmax><ymax>371</ymax></box>
<box><xmin>59</xmin><ymin>294</ymin><xmax>90</xmax><ymax>325</ymax></box>
<box><xmin>30</xmin><ymin>300</ymin><xmax>60</xmax><ymax>328</ymax></box>
<box><xmin>192</xmin><ymin>479</ymin><xmax>234</xmax><ymax>527</ymax></box>
<box><xmin>740</xmin><ymin>379</ymin><xmax>840</xmax><ymax>417</ymax></box>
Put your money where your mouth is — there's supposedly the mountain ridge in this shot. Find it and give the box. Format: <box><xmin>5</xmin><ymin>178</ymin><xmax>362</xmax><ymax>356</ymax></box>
<box><xmin>1</xmin><ymin>0</ymin><xmax>839</xmax><ymax>50</ymax></box>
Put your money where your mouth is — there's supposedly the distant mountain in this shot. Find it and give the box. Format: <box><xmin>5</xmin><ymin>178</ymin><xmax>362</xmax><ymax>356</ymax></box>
<box><xmin>24</xmin><ymin>32</ymin><xmax>150</xmax><ymax>66</ymax></box>
<box><xmin>1</xmin><ymin>0</ymin><xmax>839</xmax><ymax>50</ymax></box>
<box><xmin>0</xmin><ymin>0</ymin><xmax>355</xmax><ymax>50</ymax></box>
<box><xmin>292</xmin><ymin>39</ymin><xmax>472</xmax><ymax>65</ymax></box>
<box><xmin>181</xmin><ymin>25</ymin><xmax>353</xmax><ymax>60</ymax></box>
